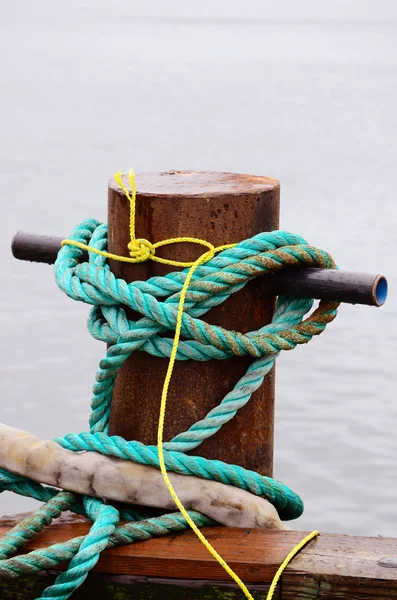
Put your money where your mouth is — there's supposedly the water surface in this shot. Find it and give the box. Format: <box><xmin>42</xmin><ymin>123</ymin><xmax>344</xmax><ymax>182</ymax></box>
<box><xmin>0</xmin><ymin>0</ymin><xmax>396</xmax><ymax>536</ymax></box>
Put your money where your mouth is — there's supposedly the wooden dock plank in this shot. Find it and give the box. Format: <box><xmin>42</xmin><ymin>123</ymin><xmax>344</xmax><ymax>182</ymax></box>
<box><xmin>1</xmin><ymin>519</ymin><xmax>397</xmax><ymax>598</ymax></box>
<box><xmin>0</xmin><ymin>522</ymin><xmax>300</xmax><ymax>582</ymax></box>
<box><xmin>0</xmin><ymin>573</ymin><xmax>273</xmax><ymax>600</ymax></box>
<box><xmin>283</xmin><ymin>532</ymin><xmax>397</xmax><ymax>599</ymax></box>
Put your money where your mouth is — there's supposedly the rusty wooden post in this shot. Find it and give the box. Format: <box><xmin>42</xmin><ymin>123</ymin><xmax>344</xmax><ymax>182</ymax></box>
<box><xmin>107</xmin><ymin>171</ymin><xmax>279</xmax><ymax>476</ymax></box>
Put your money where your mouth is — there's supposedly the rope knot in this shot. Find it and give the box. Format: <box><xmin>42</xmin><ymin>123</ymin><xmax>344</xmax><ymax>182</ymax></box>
<box><xmin>127</xmin><ymin>238</ymin><xmax>155</xmax><ymax>262</ymax></box>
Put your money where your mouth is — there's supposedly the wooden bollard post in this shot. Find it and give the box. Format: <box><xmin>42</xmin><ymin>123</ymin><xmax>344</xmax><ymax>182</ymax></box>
<box><xmin>107</xmin><ymin>171</ymin><xmax>279</xmax><ymax>476</ymax></box>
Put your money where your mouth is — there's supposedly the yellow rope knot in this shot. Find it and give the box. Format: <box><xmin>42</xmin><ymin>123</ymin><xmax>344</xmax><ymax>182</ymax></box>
<box><xmin>127</xmin><ymin>238</ymin><xmax>155</xmax><ymax>262</ymax></box>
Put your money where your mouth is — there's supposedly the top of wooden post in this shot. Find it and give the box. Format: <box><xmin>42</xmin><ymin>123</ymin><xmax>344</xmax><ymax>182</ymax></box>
<box><xmin>109</xmin><ymin>170</ymin><xmax>279</xmax><ymax>199</ymax></box>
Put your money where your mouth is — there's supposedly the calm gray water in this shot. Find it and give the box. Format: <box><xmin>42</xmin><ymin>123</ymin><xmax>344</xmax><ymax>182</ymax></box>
<box><xmin>1</xmin><ymin>0</ymin><xmax>396</xmax><ymax>537</ymax></box>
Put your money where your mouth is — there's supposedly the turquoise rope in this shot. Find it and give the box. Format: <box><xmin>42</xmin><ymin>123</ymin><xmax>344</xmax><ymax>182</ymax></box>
<box><xmin>0</xmin><ymin>219</ymin><xmax>339</xmax><ymax>599</ymax></box>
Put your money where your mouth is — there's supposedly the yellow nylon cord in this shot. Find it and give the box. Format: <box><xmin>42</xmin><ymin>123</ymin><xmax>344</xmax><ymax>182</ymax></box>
<box><xmin>62</xmin><ymin>169</ymin><xmax>318</xmax><ymax>599</ymax></box>
<box><xmin>61</xmin><ymin>236</ymin><xmax>236</xmax><ymax>267</ymax></box>
<box><xmin>156</xmin><ymin>251</ymin><xmax>256</xmax><ymax>599</ymax></box>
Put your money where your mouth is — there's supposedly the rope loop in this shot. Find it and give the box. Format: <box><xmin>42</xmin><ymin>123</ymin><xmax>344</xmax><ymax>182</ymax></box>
<box><xmin>151</xmin><ymin>237</ymin><xmax>216</xmax><ymax>267</ymax></box>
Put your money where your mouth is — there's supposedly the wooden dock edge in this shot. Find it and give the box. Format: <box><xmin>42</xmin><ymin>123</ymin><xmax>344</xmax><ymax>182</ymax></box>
<box><xmin>1</xmin><ymin>516</ymin><xmax>397</xmax><ymax>599</ymax></box>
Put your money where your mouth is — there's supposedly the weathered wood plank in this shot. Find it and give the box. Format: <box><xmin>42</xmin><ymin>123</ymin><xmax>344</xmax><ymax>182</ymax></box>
<box><xmin>287</xmin><ymin>531</ymin><xmax>397</xmax><ymax>580</ymax></box>
<box><xmin>1</xmin><ymin>519</ymin><xmax>397</xmax><ymax>599</ymax></box>
<box><xmin>282</xmin><ymin>532</ymin><xmax>397</xmax><ymax>599</ymax></box>
<box><xmin>0</xmin><ymin>573</ymin><xmax>273</xmax><ymax>600</ymax></box>
<box><xmin>0</xmin><ymin>522</ymin><xmax>298</xmax><ymax>582</ymax></box>
<box><xmin>283</xmin><ymin>574</ymin><xmax>397</xmax><ymax>599</ymax></box>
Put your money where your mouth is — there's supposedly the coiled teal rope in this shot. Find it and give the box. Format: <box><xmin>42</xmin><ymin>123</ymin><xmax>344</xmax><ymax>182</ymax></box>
<box><xmin>0</xmin><ymin>218</ymin><xmax>339</xmax><ymax>599</ymax></box>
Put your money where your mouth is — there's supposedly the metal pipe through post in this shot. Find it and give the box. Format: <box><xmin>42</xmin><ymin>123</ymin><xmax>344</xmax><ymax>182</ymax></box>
<box><xmin>12</xmin><ymin>231</ymin><xmax>388</xmax><ymax>307</ymax></box>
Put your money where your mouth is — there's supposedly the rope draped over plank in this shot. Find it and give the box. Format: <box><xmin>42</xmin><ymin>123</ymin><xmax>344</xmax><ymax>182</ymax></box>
<box><xmin>0</xmin><ymin>174</ymin><xmax>339</xmax><ymax>599</ymax></box>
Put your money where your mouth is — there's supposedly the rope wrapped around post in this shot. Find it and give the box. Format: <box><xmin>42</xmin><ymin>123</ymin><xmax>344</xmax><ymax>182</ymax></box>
<box><xmin>0</xmin><ymin>214</ymin><xmax>339</xmax><ymax>600</ymax></box>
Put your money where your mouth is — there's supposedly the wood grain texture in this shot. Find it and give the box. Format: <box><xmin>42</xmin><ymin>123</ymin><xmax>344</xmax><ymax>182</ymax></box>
<box><xmin>1</xmin><ymin>518</ymin><xmax>397</xmax><ymax>600</ymax></box>
<box><xmin>0</xmin><ymin>522</ymin><xmax>294</xmax><ymax>581</ymax></box>
<box><xmin>0</xmin><ymin>573</ymin><xmax>272</xmax><ymax>600</ymax></box>
<box><xmin>282</xmin><ymin>532</ymin><xmax>397</xmax><ymax>599</ymax></box>
<box><xmin>282</xmin><ymin>573</ymin><xmax>397</xmax><ymax>599</ymax></box>
<box><xmin>107</xmin><ymin>170</ymin><xmax>280</xmax><ymax>476</ymax></box>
